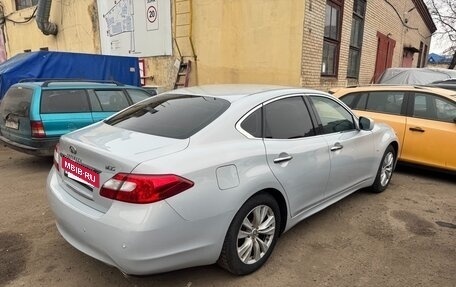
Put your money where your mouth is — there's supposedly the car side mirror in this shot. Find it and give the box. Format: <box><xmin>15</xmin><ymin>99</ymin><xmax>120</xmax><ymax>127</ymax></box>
<box><xmin>359</xmin><ymin>116</ymin><xmax>374</xmax><ymax>131</ymax></box>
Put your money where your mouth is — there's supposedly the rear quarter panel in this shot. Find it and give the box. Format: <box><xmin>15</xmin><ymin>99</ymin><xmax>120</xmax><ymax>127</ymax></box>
<box><xmin>133</xmin><ymin>138</ymin><xmax>285</xmax><ymax>222</ymax></box>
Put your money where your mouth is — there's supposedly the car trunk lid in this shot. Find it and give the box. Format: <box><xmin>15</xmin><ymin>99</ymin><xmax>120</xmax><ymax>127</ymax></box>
<box><xmin>56</xmin><ymin>122</ymin><xmax>189</xmax><ymax>213</ymax></box>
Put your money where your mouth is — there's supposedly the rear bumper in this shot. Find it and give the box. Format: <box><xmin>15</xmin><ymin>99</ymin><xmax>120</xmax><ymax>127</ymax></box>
<box><xmin>0</xmin><ymin>134</ymin><xmax>57</xmax><ymax>156</ymax></box>
<box><xmin>46</xmin><ymin>168</ymin><xmax>230</xmax><ymax>275</ymax></box>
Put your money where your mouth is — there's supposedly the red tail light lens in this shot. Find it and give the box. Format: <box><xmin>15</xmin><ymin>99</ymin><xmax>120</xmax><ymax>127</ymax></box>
<box><xmin>100</xmin><ymin>173</ymin><xmax>194</xmax><ymax>204</ymax></box>
<box><xmin>31</xmin><ymin>121</ymin><xmax>46</xmax><ymax>138</ymax></box>
<box><xmin>53</xmin><ymin>143</ymin><xmax>60</xmax><ymax>171</ymax></box>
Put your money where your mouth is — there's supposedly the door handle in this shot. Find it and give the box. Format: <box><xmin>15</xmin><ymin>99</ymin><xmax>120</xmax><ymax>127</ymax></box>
<box><xmin>409</xmin><ymin>127</ymin><xmax>425</xmax><ymax>133</ymax></box>
<box><xmin>273</xmin><ymin>154</ymin><xmax>293</xmax><ymax>164</ymax></box>
<box><xmin>330</xmin><ymin>142</ymin><xmax>344</xmax><ymax>152</ymax></box>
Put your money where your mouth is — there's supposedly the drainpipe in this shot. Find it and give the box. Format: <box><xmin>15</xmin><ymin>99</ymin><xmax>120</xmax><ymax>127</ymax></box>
<box><xmin>36</xmin><ymin>0</ymin><xmax>58</xmax><ymax>36</ymax></box>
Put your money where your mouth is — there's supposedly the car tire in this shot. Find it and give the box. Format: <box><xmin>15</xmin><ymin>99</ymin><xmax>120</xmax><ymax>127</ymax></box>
<box><xmin>218</xmin><ymin>193</ymin><xmax>281</xmax><ymax>275</ymax></box>
<box><xmin>371</xmin><ymin>145</ymin><xmax>396</xmax><ymax>193</ymax></box>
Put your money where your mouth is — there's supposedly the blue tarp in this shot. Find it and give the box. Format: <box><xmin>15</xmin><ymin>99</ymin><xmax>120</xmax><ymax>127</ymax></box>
<box><xmin>0</xmin><ymin>51</ymin><xmax>140</xmax><ymax>100</ymax></box>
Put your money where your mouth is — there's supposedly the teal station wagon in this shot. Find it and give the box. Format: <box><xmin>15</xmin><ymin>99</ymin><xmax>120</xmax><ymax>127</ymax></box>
<box><xmin>0</xmin><ymin>80</ymin><xmax>153</xmax><ymax>156</ymax></box>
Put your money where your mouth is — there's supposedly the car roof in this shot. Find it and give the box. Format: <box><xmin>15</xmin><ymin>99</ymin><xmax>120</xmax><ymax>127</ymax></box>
<box><xmin>332</xmin><ymin>85</ymin><xmax>456</xmax><ymax>100</ymax></box>
<box><xmin>165</xmin><ymin>84</ymin><xmax>327</xmax><ymax>103</ymax></box>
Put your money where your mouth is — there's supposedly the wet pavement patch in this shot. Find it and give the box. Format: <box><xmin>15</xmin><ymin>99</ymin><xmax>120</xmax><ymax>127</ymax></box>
<box><xmin>391</xmin><ymin>210</ymin><xmax>435</xmax><ymax>236</ymax></box>
<box><xmin>435</xmin><ymin>221</ymin><xmax>456</xmax><ymax>229</ymax></box>
<box><xmin>0</xmin><ymin>232</ymin><xmax>30</xmax><ymax>287</ymax></box>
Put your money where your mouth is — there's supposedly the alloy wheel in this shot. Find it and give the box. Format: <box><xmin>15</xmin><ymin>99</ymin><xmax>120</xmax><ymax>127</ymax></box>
<box><xmin>237</xmin><ymin>205</ymin><xmax>276</xmax><ymax>264</ymax></box>
<box><xmin>380</xmin><ymin>151</ymin><xmax>394</xmax><ymax>187</ymax></box>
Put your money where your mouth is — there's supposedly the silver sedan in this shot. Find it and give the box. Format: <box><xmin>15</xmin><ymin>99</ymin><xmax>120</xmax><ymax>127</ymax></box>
<box><xmin>47</xmin><ymin>85</ymin><xmax>398</xmax><ymax>275</ymax></box>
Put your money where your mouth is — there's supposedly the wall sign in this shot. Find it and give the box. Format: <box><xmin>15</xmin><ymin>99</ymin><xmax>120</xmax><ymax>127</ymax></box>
<box><xmin>97</xmin><ymin>0</ymin><xmax>172</xmax><ymax>57</ymax></box>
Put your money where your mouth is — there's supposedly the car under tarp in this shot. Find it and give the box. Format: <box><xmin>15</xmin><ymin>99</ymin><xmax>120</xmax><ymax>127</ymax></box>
<box><xmin>0</xmin><ymin>51</ymin><xmax>140</xmax><ymax>100</ymax></box>
<box><xmin>377</xmin><ymin>68</ymin><xmax>456</xmax><ymax>85</ymax></box>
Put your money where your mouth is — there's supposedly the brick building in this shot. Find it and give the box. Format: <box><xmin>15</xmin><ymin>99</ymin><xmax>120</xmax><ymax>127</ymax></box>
<box><xmin>2</xmin><ymin>0</ymin><xmax>436</xmax><ymax>90</ymax></box>
<box><xmin>302</xmin><ymin>0</ymin><xmax>436</xmax><ymax>90</ymax></box>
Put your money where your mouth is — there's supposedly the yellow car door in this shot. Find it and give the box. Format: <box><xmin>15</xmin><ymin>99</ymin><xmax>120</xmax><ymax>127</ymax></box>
<box><xmin>401</xmin><ymin>92</ymin><xmax>456</xmax><ymax>171</ymax></box>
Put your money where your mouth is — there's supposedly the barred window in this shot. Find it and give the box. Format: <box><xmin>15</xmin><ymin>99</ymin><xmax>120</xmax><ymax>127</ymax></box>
<box><xmin>347</xmin><ymin>0</ymin><xmax>366</xmax><ymax>78</ymax></box>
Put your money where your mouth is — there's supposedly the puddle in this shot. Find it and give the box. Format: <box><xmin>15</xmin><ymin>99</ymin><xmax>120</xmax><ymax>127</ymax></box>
<box><xmin>391</xmin><ymin>210</ymin><xmax>435</xmax><ymax>236</ymax></box>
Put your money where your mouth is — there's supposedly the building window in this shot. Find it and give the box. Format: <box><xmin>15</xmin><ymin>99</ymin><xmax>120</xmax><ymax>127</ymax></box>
<box><xmin>347</xmin><ymin>0</ymin><xmax>366</xmax><ymax>78</ymax></box>
<box><xmin>15</xmin><ymin>0</ymin><xmax>38</xmax><ymax>10</ymax></box>
<box><xmin>322</xmin><ymin>0</ymin><xmax>343</xmax><ymax>77</ymax></box>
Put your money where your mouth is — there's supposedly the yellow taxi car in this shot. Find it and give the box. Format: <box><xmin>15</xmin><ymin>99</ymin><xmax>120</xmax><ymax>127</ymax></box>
<box><xmin>332</xmin><ymin>86</ymin><xmax>456</xmax><ymax>172</ymax></box>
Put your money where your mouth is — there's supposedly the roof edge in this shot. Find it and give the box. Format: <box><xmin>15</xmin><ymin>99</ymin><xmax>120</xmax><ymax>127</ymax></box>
<box><xmin>412</xmin><ymin>0</ymin><xmax>437</xmax><ymax>34</ymax></box>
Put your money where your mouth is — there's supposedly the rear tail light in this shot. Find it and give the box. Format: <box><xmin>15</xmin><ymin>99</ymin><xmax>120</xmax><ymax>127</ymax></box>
<box><xmin>53</xmin><ymin>143</ymin><xmax>60</xmax><ymax>171</ymax></box>
<box><xmin>100</xmin><ymin>173</ymin><xmax>194</xmax><ymax>204</ymax></box>
<box><xmin>31</xmin><ymin>121</ymin><xmax>46</xmax><ymax>138</ymax></box>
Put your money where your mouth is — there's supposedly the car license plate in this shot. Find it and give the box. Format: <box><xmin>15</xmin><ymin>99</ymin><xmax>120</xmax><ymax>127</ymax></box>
<box><xmin>5</xmin><ymin>119</ymin><xmax>19</xmax><ymax>130</ymax></box>
<box><xmin>61</xmin><ymin>156</ymin><xmax>100</xmax><ymax>188</ymax></box>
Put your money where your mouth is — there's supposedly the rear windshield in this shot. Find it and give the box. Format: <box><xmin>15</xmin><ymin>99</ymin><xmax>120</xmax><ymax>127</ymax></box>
<box><xmin>105</xmin><ymin>94</ymin><xmax>230</xmax><ymax>139</ymax></box>
<box><xmin>0</xmin><ymin>87</ymin><xmax>33</xmax><ymax>117</ymax></box>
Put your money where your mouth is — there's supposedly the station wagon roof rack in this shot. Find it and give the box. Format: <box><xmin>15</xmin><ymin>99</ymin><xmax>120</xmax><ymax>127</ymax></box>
<box><xmin>18</xmin><ymin>78</ymin><xmax>124</xmax><ymax>87</ymax></box>
<box><xmin>19</xmin><ymin>78</ymin><xmax>81</xmax><ymax>83</ymax></box>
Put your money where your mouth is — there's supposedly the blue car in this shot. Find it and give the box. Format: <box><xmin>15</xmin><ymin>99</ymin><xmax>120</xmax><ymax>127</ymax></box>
<box><xmin>0</xmin><ymin>80</ymin><xmax>153</xmax><ymax>156</ymax></box>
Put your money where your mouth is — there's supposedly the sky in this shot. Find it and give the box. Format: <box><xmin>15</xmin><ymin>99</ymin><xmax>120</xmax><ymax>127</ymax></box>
<box><xmin>430</xmin><ymin>35</ymin><xmax>452</xmax><ymax>54</ymax></box>
<box><xmin>426</xmin><ymin>0</ymin><xmax>454</xmax><ymax>54</ymax></box>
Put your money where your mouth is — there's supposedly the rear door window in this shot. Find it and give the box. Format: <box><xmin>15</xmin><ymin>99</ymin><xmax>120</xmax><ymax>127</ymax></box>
<box><xmin>93</xmin><ymin>90</ymin><xmax>130</xmax><ymax>112</ymax></box>
<box><xmin>435</xmin><ymin>97</ymin><xmax>456</xmax><ymax>122</ymax></box>
<box><xmin>126</xmin><ymin>89</ymin><xmax>151</xmax><ymax>103</ymax></box>
<box><xmin>40</xmin><ymin>90</ymin><xmax>90</xmax><ymax>113</ymax></box>
<box><xmin>87</xmin><ymin>90</ymin><xmax>102</xmax><ymax>112</ymax></box>
<box><xmin>413</xmin><ymin>92</ymin><xmax>456</xmax><ymax>122</ymax></box>
<box><xmin>0</xmin><ymin>87</ymin><xmax>33</xmax><ymax>117</ymax></box>
<box><xmin>105</xmin><ymin>95</ymin><xmax>230</xmax><ymax>139</ymax></box>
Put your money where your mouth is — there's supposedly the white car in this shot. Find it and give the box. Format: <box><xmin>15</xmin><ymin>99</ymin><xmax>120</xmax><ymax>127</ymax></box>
<box><xmin>47</xmin><ymin>85</ymin><xmax>398</xmax><ymax>275</ymax></box>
